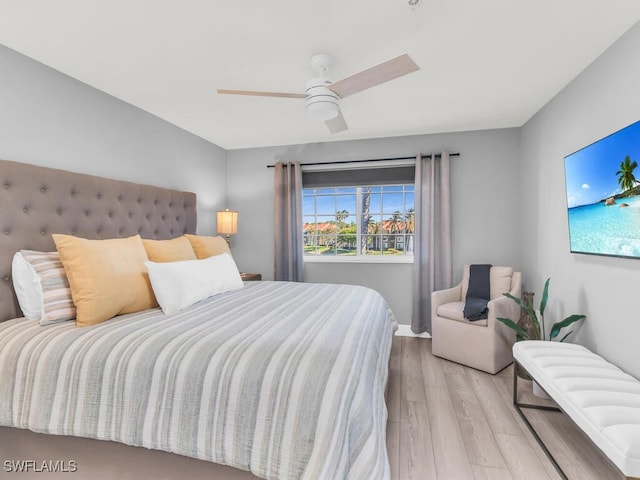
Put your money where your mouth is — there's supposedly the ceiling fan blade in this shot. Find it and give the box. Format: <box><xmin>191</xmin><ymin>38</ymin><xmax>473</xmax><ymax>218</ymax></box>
<box><xmin>217</xmin><ymin>89</ymin><xmax>306</xmax><ymax>99</ymax></box>
<box><xmin>328</xmin><ymin>54</ymin><xmax>419</xmax><ymax>99</ymax></box>
<box><xmin>325</xmin><ymin>110</ymin><xmax>348</xmax><ymax>134</ymax></box>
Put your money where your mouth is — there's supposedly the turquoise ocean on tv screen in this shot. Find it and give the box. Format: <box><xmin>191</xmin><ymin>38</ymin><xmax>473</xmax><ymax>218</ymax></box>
<box><xmin>568</xmin><ymin>195</ymin><xmax>640</xmax><ymax>257</ymax></box>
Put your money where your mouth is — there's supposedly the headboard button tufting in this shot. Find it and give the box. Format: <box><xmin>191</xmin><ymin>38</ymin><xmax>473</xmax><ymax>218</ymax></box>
<box><xmin>0</xmin><ymin>158</ymin><xmax>197</xmax><ymax>323</ymax></box>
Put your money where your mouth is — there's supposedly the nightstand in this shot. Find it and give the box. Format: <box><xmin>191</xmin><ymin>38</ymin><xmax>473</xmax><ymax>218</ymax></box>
<box><xmin>240</xmin><ymin>272</ymin><xmax>262</xmax><ymax>281</ymax></box>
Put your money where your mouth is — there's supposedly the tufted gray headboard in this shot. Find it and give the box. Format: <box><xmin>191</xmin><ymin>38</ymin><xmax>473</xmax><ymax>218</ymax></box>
<box><xmin>0</xmin><ymin>159</ymin><xmax>197</xmax><ymax>322</ymax></box>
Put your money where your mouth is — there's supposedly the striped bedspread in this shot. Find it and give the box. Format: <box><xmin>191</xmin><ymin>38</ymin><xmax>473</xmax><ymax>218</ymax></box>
<box><xmin>0</xmin><ymin>281</ymin><xmax>397</xmax><ymax>480</ymax></box>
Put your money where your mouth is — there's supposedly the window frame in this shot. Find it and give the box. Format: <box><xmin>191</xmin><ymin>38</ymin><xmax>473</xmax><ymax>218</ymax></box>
<box><xmin>302</xmin><ymin>183</ymin><xmax>415</xmax><ymax>264</ymax></box>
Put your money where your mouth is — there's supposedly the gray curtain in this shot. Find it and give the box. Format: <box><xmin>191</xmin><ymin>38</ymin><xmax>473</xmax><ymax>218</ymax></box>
<box><xmin>412</xmin><ymin>152</ymin><xmax>452</xmax><ymax>334</ymax></box>
<box><xmin>274</xmin><ymin>161</ymin><xmax>304</xmax><ymax>281</ymax></box>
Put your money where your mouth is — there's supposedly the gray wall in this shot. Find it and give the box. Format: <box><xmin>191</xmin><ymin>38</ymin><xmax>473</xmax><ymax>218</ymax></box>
<box><xmin>0</xmin><ymin>44</ymin><xmax>226</xmax><ymax>234</ymax></box>
<box><xmin>520</xmin><ymin>22</ymin><xmax>640</xmax><ymax>378</ymax></box>
<box><xmin>227</xmin><ymin>128</ymin><xmax>521</xmax><ymax>325</ymax></box>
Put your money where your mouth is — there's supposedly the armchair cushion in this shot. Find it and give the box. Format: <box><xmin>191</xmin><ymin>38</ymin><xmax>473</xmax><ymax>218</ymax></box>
<box><xmin>437</xmin><ymin>301</ymin><xmax>488</xmax><ymax>327</ymax></box>
<box><xmin>462</xmin><ymin>265</ymin><xmax>513</xmax><ymax>300</ymax></box>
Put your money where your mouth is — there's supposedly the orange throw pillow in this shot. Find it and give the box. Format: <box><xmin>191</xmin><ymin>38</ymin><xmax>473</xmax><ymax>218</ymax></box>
<box><xmin>53</xmin><ymin>234</ymin><xmax>157</xmax><ymax>327</ymax></box>
<box><xmin>184</xmin><ymin>234</ymin><xmax>231</xmax><ymax>259</ymax></box>
<box><xmin>142</xmin><ymin>236</ymin><xmax>197</xmax><ymax>262</ymax></box>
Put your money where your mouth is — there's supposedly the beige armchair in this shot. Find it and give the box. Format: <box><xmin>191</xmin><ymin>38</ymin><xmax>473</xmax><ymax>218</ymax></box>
<box><xmin>431</xmin><ymin>265</ymin><xmax>522</xmax><ymax>374</ymax></box>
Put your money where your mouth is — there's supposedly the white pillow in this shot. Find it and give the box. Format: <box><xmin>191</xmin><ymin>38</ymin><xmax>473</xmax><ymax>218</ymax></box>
<box><xmin>11</xmin><ymin>250</ymin><xmax>76</xmax><ymax>325</ymax></box>
<box><xmin>145</xmin><ymin>253</ymin><xmax>244</xmax><ymax>315</ymax></box>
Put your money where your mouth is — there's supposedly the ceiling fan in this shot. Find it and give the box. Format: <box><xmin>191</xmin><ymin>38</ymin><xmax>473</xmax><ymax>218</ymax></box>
<box><xmin>218</xmin><ymin>53</ymin><xmax>419</xmax><ymax>134</ymax></box>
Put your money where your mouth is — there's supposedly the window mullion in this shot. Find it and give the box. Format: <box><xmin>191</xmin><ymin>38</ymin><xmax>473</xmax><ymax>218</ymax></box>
<box><xmin>356</xmin><ymin>187</ymin><xmax>362</xmax><ymax>256</ymax></box>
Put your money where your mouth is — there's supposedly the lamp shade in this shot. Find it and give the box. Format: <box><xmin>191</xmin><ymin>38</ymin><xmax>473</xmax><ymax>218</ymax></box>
<box><xmin>216</xmin><ymin>209</ymin><xmax>238</xmax><ymax>235</ymax></box>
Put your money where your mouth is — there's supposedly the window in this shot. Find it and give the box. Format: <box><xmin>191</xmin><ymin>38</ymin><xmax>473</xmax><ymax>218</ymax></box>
<box><xmin>303</xmin><ymin>184</ymin><xmax>415</xmax><ymax>257</ymax></box>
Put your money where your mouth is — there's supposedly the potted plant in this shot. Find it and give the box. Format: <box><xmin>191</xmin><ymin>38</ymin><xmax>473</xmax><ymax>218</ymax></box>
<box><xmin>497</xmin><ymin>278</ymin><xmax>585</xmax><ymax>342</ymax></box>
<box><xmin>497</xmin><ymin>278</ymin><xmax>586</xmax><ymax>397</ymax></box>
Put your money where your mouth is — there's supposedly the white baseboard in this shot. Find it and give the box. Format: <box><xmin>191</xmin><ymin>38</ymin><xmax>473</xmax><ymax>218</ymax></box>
<box><xmin>395</xmin><ymin>324</ymin><xmax>432</xmax><ymax>338</ymax></box>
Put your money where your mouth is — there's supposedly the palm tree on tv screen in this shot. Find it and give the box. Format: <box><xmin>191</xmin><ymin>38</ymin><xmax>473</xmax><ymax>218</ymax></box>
<box><xmin>616</xmin><ymin>155</ymin><xmax>638</xmax><ymax>193</ymax></box>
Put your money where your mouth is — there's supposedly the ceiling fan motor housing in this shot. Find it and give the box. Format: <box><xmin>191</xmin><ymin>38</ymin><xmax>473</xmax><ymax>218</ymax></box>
<box><xmin>305</xmin><ymin>77</ymin><xmax>339</xmax><ymax>121</ymax></box>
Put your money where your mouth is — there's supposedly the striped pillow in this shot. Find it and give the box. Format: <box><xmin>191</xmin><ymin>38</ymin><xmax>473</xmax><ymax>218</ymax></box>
<box><xmin>11</xmin><ymin>250</ymin><xmax>76</xmax><ymax>325</ymax></box>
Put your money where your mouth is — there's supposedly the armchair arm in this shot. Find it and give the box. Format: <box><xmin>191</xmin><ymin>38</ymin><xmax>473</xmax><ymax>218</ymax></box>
<box><xmin>487</xmin><ymin>271</ymin><xmax>522</xmax><ymax>332</ymax></box>
<box><xmin>487</xmin><ymin>295</ymin><xmax>520</xmax><ymax>331</ymax></box>
<box><xmin>431</xmin><ymin>283</ymin><xmax>462</xmax><ymax>317</ymax></box>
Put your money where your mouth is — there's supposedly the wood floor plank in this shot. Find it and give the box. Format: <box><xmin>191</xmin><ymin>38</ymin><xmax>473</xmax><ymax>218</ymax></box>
<box><xmin>492</xmin><ymin>376</ymin><xmax>556</xmax><ymax>407</ymax></box>
<box><xmin>441</xmin><ymin>359</ymin><xmax>467</xmax><ymax>376</ymax></box>
<box><xmin>391</xmin><ymin>335</ymin><xmax>402</xmax><ymax>357</ymax></box>
<box><xmin>446</xmin><ymin>373</ymin><xmax>507</xmax><ymax>469</ymax></box>
<box><xmin>419</xmin><ymin>339</ymin><xmax>447</xmax><ymax>387</ymax></box>
<box><xmin>387</xmin><ymin>343</ymin><xmax>402</xmax><ymax>422</ymax></box>
<box><xmin>471</xmin><ymin>464</ymin><xmax>514</xmax><ymax>480</ymax></box>
<box><xmin>491</xmin><ymin>374</ymin><xmax>555</xmax><ymax>433</ymax></box>
<box><xmin>425</xmin><ymin>386</ymin><xmax>475</xmax><ymax>480</ymax></box>
<box><xmin>401</xmin><ymin>337</ymin><xmax>426</xmax><ymax>402</ymax></box>
<box><xmin>495</xmin><ymin>433</ymin><xmax>554</xmax><ymax>480</ymax></box>
<box><xmin>490</xmin><ymin>373</ymin><xmax>567</xmax><ymax>479</ymax></box>
<box><xmin>527</xmin><ymin>410</ymin><xmax>624</xmax><ymax>480</ymax></box>
<box><xmin>467</xmin><ymin>368</ymin><xmax>522</xmax><ymax>436</ymax></box>
<box><xmin>399</xmin><ymin>400</ymin><xmax>437</xmax><ymax>480</ymax></box>
<box><xmin>387</xmin><ymin>420</ymin><xmax>400</xmax><ymax>480</ymax></box>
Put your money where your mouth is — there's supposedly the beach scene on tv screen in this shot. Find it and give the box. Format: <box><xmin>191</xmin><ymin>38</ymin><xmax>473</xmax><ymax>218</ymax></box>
<box><xmin>565</xmin><ymin>119</ymin><xmax>640</xmax><ymax>258</ymax></box>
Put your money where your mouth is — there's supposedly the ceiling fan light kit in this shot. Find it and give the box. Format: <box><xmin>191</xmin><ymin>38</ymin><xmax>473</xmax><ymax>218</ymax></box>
<box><xmin>304</xmin><ymin>78</ymin><xmax>340</xmax><ymax>121</ymax></box>
<box><xmin>218</xmin><ymin>53</ymin><xmax>419</xmax><ymax>134</ymax></box>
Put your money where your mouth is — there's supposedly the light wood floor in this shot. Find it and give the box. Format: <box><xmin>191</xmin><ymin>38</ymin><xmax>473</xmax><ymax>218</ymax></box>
<box><xmin>386</xmin><ymin>337</ymin><xmax>623</xmax><ymax>480</ymax></box>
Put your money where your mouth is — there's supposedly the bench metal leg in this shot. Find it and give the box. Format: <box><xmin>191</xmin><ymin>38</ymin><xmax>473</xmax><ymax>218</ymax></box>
<box><xmin>513</xmin><ymin>360</ymin><xmax>567</xmax><ymax>480</ymax></box>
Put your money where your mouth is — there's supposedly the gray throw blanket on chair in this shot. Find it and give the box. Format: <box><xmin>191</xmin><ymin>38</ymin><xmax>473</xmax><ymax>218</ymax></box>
<box><xmin>464</xmin><ymin>264</ymin><xmax>492</xmax><ymax>321</ymax></box>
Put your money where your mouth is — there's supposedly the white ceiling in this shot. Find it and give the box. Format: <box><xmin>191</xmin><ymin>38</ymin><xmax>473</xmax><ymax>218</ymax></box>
<box><xmin>1</xmin><ymin>1</ymin><xmax>639</xmax><ymax>150</ymax></box>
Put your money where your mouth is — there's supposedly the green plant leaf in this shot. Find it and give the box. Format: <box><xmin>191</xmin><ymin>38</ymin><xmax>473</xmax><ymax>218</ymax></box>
<box><xmin>559</xmin><ymin>331</ymin><xmax>573</xmax><ymax>342</ymax></box>
<box><xmin>496</xmin><ymin>317</ymin><xmax>529</xmax><ymax>339</ymax></box>
<box><xmin>503</xmin><ymin>292</ymin><xmax>524</xmax><ymax>308</ymax></box>
<box><xmin>539</xmin><ymin>278</ymin><xmax>550</xmax><ymax>317</ymax></box>
<box><xmin>549</xmin><ymin>314</ymin><xmax>586</xmax><ymax>340</ymax></box>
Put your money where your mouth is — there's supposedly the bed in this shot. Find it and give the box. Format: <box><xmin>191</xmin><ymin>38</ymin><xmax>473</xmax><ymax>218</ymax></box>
<box><xmin>0</xmin><ymin>159</ymin><xmax>396</xmax><ymax>480</ymax></box>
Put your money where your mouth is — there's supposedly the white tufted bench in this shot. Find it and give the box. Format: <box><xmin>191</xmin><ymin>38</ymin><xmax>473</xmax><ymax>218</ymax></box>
<box><xmin>513</xmin><ymin>340</ymin><xmax>640</xmax><ymax>480</ymax></box>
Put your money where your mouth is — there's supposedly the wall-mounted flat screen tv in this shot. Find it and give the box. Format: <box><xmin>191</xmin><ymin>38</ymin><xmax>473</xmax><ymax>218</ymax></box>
<box><xmin>565</xmin><ymin>119</ymin><xmax>640</xmax><ymax>258</ymax></box>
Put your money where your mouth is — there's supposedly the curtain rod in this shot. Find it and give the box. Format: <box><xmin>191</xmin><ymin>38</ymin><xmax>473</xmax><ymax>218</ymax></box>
<box><xmin>266</xmin><ymin>153</ymin><xmax>460</xmax><ymax>168</ymax></box>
